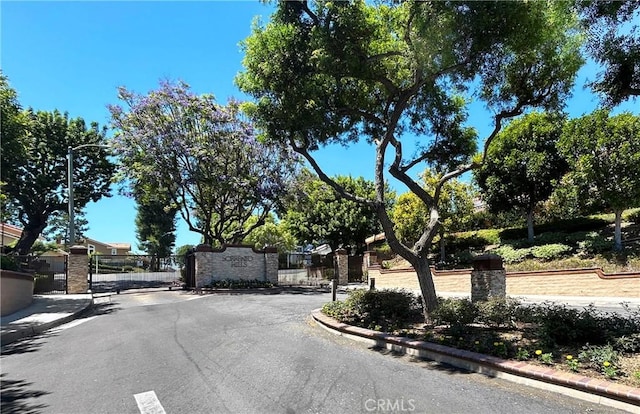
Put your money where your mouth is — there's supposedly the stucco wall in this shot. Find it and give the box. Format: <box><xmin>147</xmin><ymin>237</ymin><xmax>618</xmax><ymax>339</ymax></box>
<box><xmin>1</xmin><ymin>270</ymin><xmax>34</xmax><ymax>316</ymax></box>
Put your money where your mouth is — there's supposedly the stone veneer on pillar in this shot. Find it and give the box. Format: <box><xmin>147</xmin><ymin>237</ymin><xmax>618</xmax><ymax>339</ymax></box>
<box><xmin>68</xmin><ymin>245</ymin><xmax>89</xmax><ymax>294</ymax></box>
<box><xmin>470</xmin><ymin>254</ymin><xmax>506</xmax><ymax>302</ymax></box>
<box><xmin>335</xmin><ymin>248</ymin><xmax>349</xmax><ymax>286</ymax></box>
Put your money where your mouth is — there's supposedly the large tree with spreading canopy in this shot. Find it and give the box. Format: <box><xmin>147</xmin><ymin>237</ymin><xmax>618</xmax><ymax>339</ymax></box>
<box><xmin>109</xmin><ymin>80</ymin><xmax>300</xmax><ymax>247</ymax></box>
<box><xmin>237</xmin><ymin>0</ymin><xmax>583</xmax><ymax>314</ymax></box>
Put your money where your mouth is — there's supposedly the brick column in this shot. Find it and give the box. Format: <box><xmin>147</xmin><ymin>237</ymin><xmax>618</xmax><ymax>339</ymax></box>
<box><xmin>194</xmin><ymin>244</ymin><xmax>214</xmax><ymax>288</ymax></box>
<box><xmin>68</xmin><ymin>245</ymin><xmax>89</xmax><ymax>294</ymax></box>
<box><xmin>264</xmin><ymin>247</ymin><xmax>279</xmax><ymax>285</ymax></box>
<box><xmin>471</xmin><ymin>254</ymin><xmax>506</xmax><ymax>302</ymax></box>
<box><xmin>335</xmin><ymin>248</ymin><xmax>349</xmax><ymax>286</ymax></box>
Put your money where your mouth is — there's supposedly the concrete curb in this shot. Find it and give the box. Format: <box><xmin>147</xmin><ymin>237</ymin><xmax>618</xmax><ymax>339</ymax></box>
<box><xmin>1</xmin><ymin>298</ymin><xmax>94</xmax><ymax>346</ymax></box>
<box><xmin>311</xmin><ymin>310</ymin><xmax>640</xmax><ymax>414</ymax></box>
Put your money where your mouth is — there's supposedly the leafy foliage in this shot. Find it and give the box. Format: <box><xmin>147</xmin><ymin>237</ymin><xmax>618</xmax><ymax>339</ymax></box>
<box><xmin>242</xmin><ymin>213</ymin><xmax>297</xmax><ymax>253</ymax></box>
<box><xmin>238</xmin><ymin>1</ymin><xmax>583</xmax><ymax>313</ymax></box>
<box><xmin>134</xmin><ymin>183</ymin><xmax>177</xmax><ymax>264</ymax></box>
<box><xmin>475</xmin><ymin>112</ymin><xmax>568</xmax><ymax>241</ymax></box>
<box><xmin>281</xmin><ymin>170</ymin><xmax>387</xmax><ymax>252</ymax></box>
<box><xmin>530</xmin><ymin>244</ymin><xmax>573</xmax><ymax>261</ymax></box>
<box><xmin>577</xmin><ymin>0</ymin><xmax>640</xmax><ymax>106</ymax></box>
<box><xmin>322</xmin><ymin>289</ymin><xmax>423</xmax><ymax>332</ymax></box>
<box><xmin>1</xmin><ymin>74</ymin><xmax>114</xmax><ymax>254</ymax></box>
<box><xmin>109</xmin><ymin>80</ymin><xmax>300</xmax><ymax>246</ymax></box>
<box><xmin>559</xmin><ymin>110</ymin><xmax>640</xmax><ymax>250</ymax></box>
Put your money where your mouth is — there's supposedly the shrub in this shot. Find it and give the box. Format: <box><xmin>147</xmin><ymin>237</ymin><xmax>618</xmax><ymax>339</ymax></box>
<box><xmin>613</xmin><ymin>333</ymin><xmax>640</xmax><ymax>354</ymax></box>
<box><xmin>578</xmin><ymin>344</ymin><xmax>620</xmax><ymax>371</ymax></box>
<box><xmin>530</xmin><ymin>303</ymin><xmax>609</xmax><ymax>347</ymax></box>
<box><xmin>445</xmin><ymin>229</ymin><xmax>501</xmax><ymax>252</ymax></box>
<box><xmin>431</xmin><ymin>297</ymin><xmax>478</xmax><ymax>327</ymax></box>
<box><xmin>499</xmin><ymin>217</ymin><xmax>608</xmax><ymax>240</ymax></box>
<box><xmin>626</xmin><ymin>208</ymin><xmax>640</xmax><ymax>224</ymax></box>
<box><xmin>322</xmin><ymin>289</ymin><xmax>423</xmax><ymax>331</ymax></box>
<box><xmin>205</xmin><ymin>279</ymin><xmax>273</xmax><ymax>289</ymax></box>
<box><xmin>531</xmin><ymin>244</ymin><xmax>573</xmax><ymax>261</ymax></box>
<box><xmin>535</xmin><ymin>232</ymin><xmax>569</xmax><ymax>245</ymax></box>
<box><xmin>476</xmin><ymin>298</ymin><xmax>521</xmax><ymax>328</ymax></box>
<box><xmin>578</xmin><ymin>232</ymin><xmax>614</xmax><ymax>255</ymax></box>
<box><xmin>1</xmin><ymin>255</ymin><xmax>19</xmax><ymax>271</ymax></box>
<box><xmin>491</xmin><ymin>245</ymin><xmax>531</xmax><ymax>264</ymax></box>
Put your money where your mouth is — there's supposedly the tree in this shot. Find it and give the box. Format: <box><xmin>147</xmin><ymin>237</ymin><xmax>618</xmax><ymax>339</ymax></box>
<box><xmin>43</xmin><ymin>210</ymin><xmax>89</xmax><ymax>246</ymax></box>
<box><xmin>393</xmin><ymin>171</ymin><xmax>477</xmax><ymax>260</ymax></box>
<box><xmin>109</xmin><ymin>80</ymin><xmax>300</xmax><ymax>247</ymax></box>
<box><xmin>242</xmin><ymin>213</ymin><xmax>297</xmax><ymax>253</ymax></box>
<box><xmin>577</xmin><ymin>0</ymin><xmax>640</xmax><ymax>106</ymax></box>
<box><xmin>1</xmin><ymin>80</ymin><xmax>115</xmax><ymax>255</ymax></box>
<box><xmin>475</xmin><ymin>112</ymin><xmax>569</xmax><ymax>241</ymax></box>
<box><xmin>558</xmin><ymin>110</ymin><xmax>640</xmax><ymax>250</ymax></box>
<box><xmin>281</xmin><ymin>169</ymin><xmax>390</xmax><ymax>252</ymax></box>
<box><xmin>134</xmin><ymin>185</ymin><xmax>178</xmax><ymax>271</ymax></box>
<box><xmin>237</xmin><ymin>1</ymin><xmax>583</xmax><ymax>314</ymax></box>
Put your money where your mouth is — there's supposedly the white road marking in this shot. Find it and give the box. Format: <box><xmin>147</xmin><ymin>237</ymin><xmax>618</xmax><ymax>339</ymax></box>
<box><xmin>134</xmin><ymin>390</ymin><xmax>166</xmax><ymax>414</ymax></box>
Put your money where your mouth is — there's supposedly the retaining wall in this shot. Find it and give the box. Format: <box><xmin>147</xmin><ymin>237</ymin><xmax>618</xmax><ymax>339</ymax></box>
<box><xmin>368</xmin><ymin>266</ymin><xmax>639</xmax><ymax>298</ymax></box>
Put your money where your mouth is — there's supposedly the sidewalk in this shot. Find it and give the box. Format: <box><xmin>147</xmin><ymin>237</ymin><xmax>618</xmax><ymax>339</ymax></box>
<box><xmin>1</xmin><ymin>294</ymin><xmax>93</xmax><ymax>346</ymax></box>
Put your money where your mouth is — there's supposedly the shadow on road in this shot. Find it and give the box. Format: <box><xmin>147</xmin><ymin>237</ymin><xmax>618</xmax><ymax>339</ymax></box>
<box><xmin>0</xmin><ymin>373</ymin><xmax>49</xmax><ymax>414</ymax></box>
<box><xmin>369</xmin><ymin>345</ymin><xmax>475</xmax><ymax>377</ymax></box>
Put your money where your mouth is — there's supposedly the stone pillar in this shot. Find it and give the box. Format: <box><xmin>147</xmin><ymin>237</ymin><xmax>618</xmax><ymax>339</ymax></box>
<box><xmin>471</xmin><ymin>254</ymin><xmax>506</xmax><ymax>302</ymax></box>
<box><xmin>363</xmin><ymin>250</ymin><xmax>377</xmax><ymax>268</ymax></box>
<box><xmin>194</xmin><ymin>244</ymin><xmax>214</xmax><ymax>288</ymax></box>
<box><xmin>68</xmin><ymin>245</ymin><xmax>89</xmax><ymax>294</ymax></box>
<box><xmin>335</xmin><ymin>248</ymin><xmax>349</xmax><ymax>286</ymax></box>
<box><xmin>264</xmin><ymin>247</ymin><xmax>279</xmax><ymax>285</ymax></box>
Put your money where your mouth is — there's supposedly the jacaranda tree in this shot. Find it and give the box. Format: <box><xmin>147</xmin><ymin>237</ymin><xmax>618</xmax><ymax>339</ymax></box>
<box><xmin>109</xmin><ymin>80</ymin><xmax>300</xmax><ymax>246</ymax></box>
<box><xmin>237</xmin><ymin>1</ymin><xmax>583</xmax><ymax>314</ymax></box>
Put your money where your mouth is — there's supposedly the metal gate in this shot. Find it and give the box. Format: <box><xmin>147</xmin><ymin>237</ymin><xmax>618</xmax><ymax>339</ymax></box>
<box><xmin>183</xmin><ymin>249</ymin><xmax>196</xmax><ymax>289</ymax></box>
<box><xmin>89</xmin><ymin>255</ymin><xmax>181</xmax><ymax>293</ymax></box>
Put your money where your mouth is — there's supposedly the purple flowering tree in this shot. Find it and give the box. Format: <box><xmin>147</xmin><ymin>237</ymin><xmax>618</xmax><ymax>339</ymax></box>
<box><xmin>109</xmin><ymin>80</ymin><xmax>299</xmax><ymax>246</ymax></box>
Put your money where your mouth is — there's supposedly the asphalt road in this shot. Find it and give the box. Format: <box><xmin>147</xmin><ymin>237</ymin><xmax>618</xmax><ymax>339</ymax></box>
<box><xmin>0</xmin><ymin>290</ymin><xmax>630</xmax><ymax>414</ymax></box>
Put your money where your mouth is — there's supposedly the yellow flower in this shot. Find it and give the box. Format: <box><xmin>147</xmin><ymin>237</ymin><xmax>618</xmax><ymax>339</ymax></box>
<box><xmin>474</xmin><ymin>341</ymin><xmax>479</xmax><ymax>345</ymax></box>
<box><xmin>535</xmin><ymin>350</ymin><xmax>542</xmax><ymax>356</ymax></box>
<box><xmin>566</xmin><ymin>355</ymin><xmax>573</xmax><ymax>360</ymax></box>
<box><xmin>494</xmin><ymin>342</ymin><xmax>499</xmax><ymax>346</ymax></box>
<box><xmin>604</xmin><ymin>361</ymin><xmax>611</xmax><ymax>367</ymax></box>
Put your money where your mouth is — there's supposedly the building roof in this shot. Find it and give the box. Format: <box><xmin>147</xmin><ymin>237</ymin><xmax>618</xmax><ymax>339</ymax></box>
<box><xmin>82</xmin><ymin>237</ymin><xmax>131</xmax><ymax>251</ymax></box>
<box><xmin>1</xmin><ymin>222</ymin><xmax>47</xmax><ymax>242</ymax></box>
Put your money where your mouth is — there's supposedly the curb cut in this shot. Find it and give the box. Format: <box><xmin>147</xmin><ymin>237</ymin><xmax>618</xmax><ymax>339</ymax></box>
<box><xmin>311</xmin><ymin>310</ymin><xmax>640</xmax><ymax>414</ymax></box>
<box><xmin>1</xmin><ymin>299</ymin><xmax>94</xmax><ymax>347</ymax></box>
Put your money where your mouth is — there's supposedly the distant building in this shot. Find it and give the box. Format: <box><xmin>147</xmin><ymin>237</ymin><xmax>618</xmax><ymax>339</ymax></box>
<box><xmin>1</xmin><ymin>222</ymin><xmax>46</xmax><ymax>249</ymax></box>
<box><xmin>74</xmin><ymin>237</ymin><xmax>131</xmax><ymax>256</ymax></box>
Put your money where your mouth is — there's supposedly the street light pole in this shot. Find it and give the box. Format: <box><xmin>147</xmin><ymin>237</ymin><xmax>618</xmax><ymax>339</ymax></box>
<box><xmin>67</xmin><ymin>144</ymin><xmax>110</xmax><ymax>246</ymax></box>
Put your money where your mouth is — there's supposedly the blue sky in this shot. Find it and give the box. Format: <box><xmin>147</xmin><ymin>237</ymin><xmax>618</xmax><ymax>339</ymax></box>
<box><xmin>2</xmin><ymin>1</ymin><xmax>637</xmax><ymax>252</ymax></box>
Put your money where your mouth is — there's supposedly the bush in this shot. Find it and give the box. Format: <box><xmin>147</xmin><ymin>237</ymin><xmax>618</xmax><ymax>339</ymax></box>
<box><xmin>626</xmin><ymin>208</ymin><xmax>640</xmax><ymax>224</ymax></box>
<box><xmin>499</xmin><ymin>217</ymin><xmax>608</xmax><ymax>240</ymax></box>
<box><xmin>476</xmin><ymin>298</ymin><xmax>521</xmax><ymax>328</ymax></box>
<box><xmin>535</xmin><ymin>232</ymin><xmax>569</xmax><ymax>245</ymax></box>
<box><xmin>431</xmin><ymin>297</ymin><xmax>478</xmax><ymax>327</ymax></box>
<box><xmin>491</xmin><ymin>245</ymin><xmax>531</xmax><ymax>264</ymax></box>
<box><xmin>531</xmin><ymin>244</ymin><xmax>573</xmax><ymax>261</ymax></box>
<box><xmin>578</xmin><ymin>232</ymin><xmax>614</xmax><ymax>255</ymax></box>
<box><xmin>205</xmin><ymin>279</ymin><xmax>273</xmax><ymax>289</ymax></box>
<box><xmin>1</xmin><ymin>255</ymin><xmax>19</xmax><ymax>271</ymax></box>
<box><xmin>529</xmin><ymin>303</ymin><xmax>608</xmax><ymax>347</ymax></box>
<box><xmin>446</xmin><ymin>229</ymin><xmax>501</xmax><ymax>252</ymax></box>
<box><xmin>322</xmin><ymin>289</ymin><xmax>423</xmax><ymax>331</ymax></box>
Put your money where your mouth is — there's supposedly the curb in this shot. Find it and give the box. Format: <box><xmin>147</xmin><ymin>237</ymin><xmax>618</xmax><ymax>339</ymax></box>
<box><xmin>311</xmin><ymin>310</ymin><xmax>640</xmax><ymax>414</ymax></box>
<box><xmin>1</xmin><ymin>298</ymin><xmax>94</xmax><ymax>347</ymax></box>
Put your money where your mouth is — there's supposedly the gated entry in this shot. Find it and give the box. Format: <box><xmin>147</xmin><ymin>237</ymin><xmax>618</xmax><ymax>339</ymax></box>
<box><xmin>89</xmin><ymin>255</ymin><xmax>181</xmax><ymax>293</ymax></box>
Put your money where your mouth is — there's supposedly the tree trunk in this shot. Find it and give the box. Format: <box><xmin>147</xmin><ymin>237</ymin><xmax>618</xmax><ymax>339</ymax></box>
<box><xmin>439</xmin><ymin>233</ymin><xmax>446</xmax><ymax>264</ymax></box>
<box><xmin>13</xmin><ymin>221</ymin><xmax>48</xmax><ymax>255</ymax></box>
<box><xmin>527</xmin><ymin>210</ymin><xmax>535</xmax><ymax>242</ymax></box>
<box><xmin>414</xmin><ymin>258</ymin><xmax>438</xmax><ymax>317</ymax></box>
<box><xmin>614</xmin><ymin>209</ymin><xmax>623</xmax><ymax>251</ymax></box>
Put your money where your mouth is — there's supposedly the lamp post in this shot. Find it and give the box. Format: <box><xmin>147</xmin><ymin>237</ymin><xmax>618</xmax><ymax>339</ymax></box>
<box><xmin>67</xmin><ymin>144</ymin><xmax>110</xmax><ymax>245</ymax></box>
